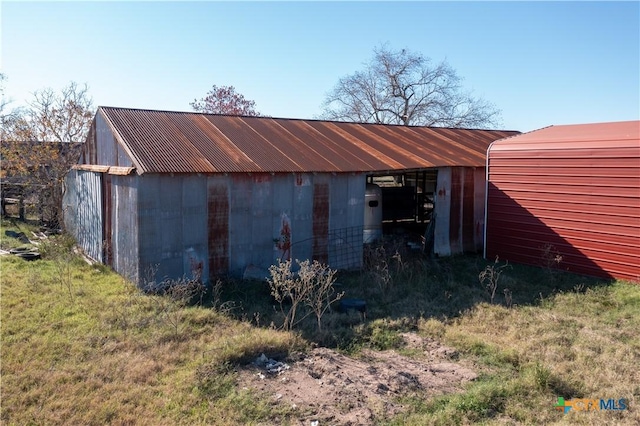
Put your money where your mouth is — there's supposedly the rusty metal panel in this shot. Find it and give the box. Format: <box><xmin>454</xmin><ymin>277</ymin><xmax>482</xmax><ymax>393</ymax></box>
<box><xmin>97</xmin><ymin>107</ymin><xmax>518</xmax><ymax>174</ymax></box>
<box><xmin>206</xmin><ymin>118</ymin><xmax>298</xmax><ymax>172</ymax></box>
<box><xmin>223</xmin><ymin>172</ymin><xmax>360</xmax><ymax>274</ymax></box>
<box><xmin>63</xmin><ymin>169</ymin><xmax>103</xmax><ymax>262</ymax></box>
<box><xmin>280</xmin><ymin>121</ymin><xmax>379</xmax><ymax>171</ymax></box>
<box><xmin>486</xmin><ymin>121</ymin><xmax>640</xmax><ymax>281</ymax></box>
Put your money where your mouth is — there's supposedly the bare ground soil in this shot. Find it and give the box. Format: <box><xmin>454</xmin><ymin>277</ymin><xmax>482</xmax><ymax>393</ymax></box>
<box><xmin>237</xmin><ymin>333</ymin><xmax>478</xmax><ymax>425</ymax></box>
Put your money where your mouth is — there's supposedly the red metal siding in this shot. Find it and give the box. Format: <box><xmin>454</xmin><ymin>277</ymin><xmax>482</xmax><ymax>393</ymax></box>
<box><xmin>486</xmin><ymin>121</ymin><xmax>640</xmax><ymax>281</ymax></box>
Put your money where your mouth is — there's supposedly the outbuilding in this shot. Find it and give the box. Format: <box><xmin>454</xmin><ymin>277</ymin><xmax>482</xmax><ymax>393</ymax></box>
<box><xmin>485</xmin><ymin>120</ymin><xmax>640</xmax><ymax>281</ymax></box>
<box><xmin>64</xmin><ymin>107</ymin><xmax>517</xmax><ymax>286</ymax></box>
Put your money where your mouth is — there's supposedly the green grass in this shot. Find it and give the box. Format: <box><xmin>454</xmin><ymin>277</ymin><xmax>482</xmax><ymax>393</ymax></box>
<box><xmin>397</xmin><ymin>281</ymin><xmax>640</xmax><ymax>425</ymax></box>
<box><xmin>1</xmin><ymin>222</ymin><xmax>304</xmax><ymax>425</ymax></box>
<box><xmin>2</xmin><ymin>221</ymin><xmax>639</xmax><ymax>425</ymax></box>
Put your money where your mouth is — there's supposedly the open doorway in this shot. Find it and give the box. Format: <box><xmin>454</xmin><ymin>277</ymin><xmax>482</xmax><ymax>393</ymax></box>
<box><xmin>366</xmin><ymin>169</ymin><xmax>438</xmax><ymax>247</ymax></box>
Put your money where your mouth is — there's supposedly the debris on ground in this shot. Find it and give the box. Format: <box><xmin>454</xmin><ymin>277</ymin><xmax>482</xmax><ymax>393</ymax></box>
<box><xmin>238</xmin><ymin>333</ymin><xmax>477</xmax><ymax>425</ymax></box>
<box><xmin>254</xmin><ymin>353</ymin><xmax>291</xmax><ymax>375</ymax></box>
<box><xmin>4</xmin><ymin>230</ymin><xmax>30</xmax><ymax>243</ymax></box>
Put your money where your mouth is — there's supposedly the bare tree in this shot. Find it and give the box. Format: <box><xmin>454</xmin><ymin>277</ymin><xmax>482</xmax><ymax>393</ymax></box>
<box><xmin>0</xmin><ymin>73</ymin><xmax>23</xmax><ymax>140</ymax></box>
<box><xmin>1</xmin><ymin>81</ymin><xmax>94</xmax><ymax>227</ymax></box>
<box><xmin>0</xmin><ymin>73</ymin><xmax>8</xmax><ymax>119</ymax></box>
<box><xmin>23</xmin><ymin>81</ymin><xmax>94</xmax><ymax>142</ymax></box>
<box><xmin>190</xmin><ymin>85</ymin><xmax>260</xmax><ymax>116</ymax></box>
<box><xmin>320</xmin><ymin>45</ymin><xmax>502</xmax><ymax>128</ymax></box>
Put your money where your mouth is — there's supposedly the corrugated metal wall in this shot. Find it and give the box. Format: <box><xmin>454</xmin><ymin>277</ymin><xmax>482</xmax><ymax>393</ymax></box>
<box><xmin>225</xmin><ymin>172</ymin><xmax>365</xmax><ymax>275</ymax></box>
<box><xmin>486</xmin><ymin>125</ymin><xmax>640</xmax><ymax>281</ymax></box>
<box><xmin>136</xmin><ymin>174</ymin><xmax>209</xmax><ymax>286</ymax></box>
<box><xmin>433</xmin><ymin>166</ymin><xmax>486</xmax><ymax>256</ymax></box>
<box><xmin>63</xmin><ymin>169</ymin><xmax>103</xmax><ymax>262</ymax></box>
<box><xmin>110</xmin><ymin>175</ymin><xmax>139</xmax><ymax>283</ymax></box>
<box><xmin>132</xmin><ymin>172</ymin><xmax>365</xmax><ymax>285</ymax></box>
<box><xmin>95</xmin><ymin>113</ymin><xmax>134</xmax><ymax>167</ymax></box>
<box><xmin>65</xmin><ymin>165</ymin><xmax>489</xmax><ymax>284</ymax></box>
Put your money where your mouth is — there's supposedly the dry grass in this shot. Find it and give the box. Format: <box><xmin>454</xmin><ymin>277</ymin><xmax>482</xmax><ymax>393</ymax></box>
<box><xmin>403</xmin><ymin>283</ymin><xmax>640</xmax><ymax>425</ymax></box>
<box><xmin>0</xmin><ymin>228</ymin><xmax>303</xmax><ymax>425</ymax></box>
<box><xmin>2</xmin><ymin>222</ymin><xmax>638</xmax><ymax>425</ymax></box>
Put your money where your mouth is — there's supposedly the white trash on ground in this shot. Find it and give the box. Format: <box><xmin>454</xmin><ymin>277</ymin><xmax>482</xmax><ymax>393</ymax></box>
<box><xmin>254</xmin><ymin>353</ymin><xmax>290</xmax><ymax>375</ymax></box>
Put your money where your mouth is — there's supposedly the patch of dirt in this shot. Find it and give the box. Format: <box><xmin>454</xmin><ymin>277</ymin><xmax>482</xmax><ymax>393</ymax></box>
<box><xmin>236</xmin><ymin>333</ymin><xmax>477</xmax><ymax>425</ymax></box>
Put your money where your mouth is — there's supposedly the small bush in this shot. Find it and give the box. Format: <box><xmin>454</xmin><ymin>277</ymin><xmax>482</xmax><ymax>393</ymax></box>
<box><xmin>479</xmin><ymin>256</ymin><xmax>510</xmax><ymax>304</ymax></box>
<box><xmin>267</xmin><ymin>259</ymin><xmax>343</xmax><ymax>331</ymax></box>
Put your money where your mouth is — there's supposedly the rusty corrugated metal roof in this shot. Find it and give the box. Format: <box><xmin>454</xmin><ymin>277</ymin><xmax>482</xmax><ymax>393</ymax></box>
<box><xmin>97</xmin><ymin>106</ymin><xmax>519</xmax><ymax>174</ymax></box>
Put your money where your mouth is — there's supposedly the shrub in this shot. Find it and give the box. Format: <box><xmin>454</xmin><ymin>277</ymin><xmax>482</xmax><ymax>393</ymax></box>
<box><xmin>267</xmin><ymin>259</ymin><xmax>343</xmax><ymax>331</ymax></box>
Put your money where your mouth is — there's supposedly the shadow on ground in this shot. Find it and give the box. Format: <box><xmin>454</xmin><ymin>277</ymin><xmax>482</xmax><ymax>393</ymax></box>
<box><xmin>215</xmin><ymin>243</ymin><xmax>611</xmax><ymax>349</ymax></box>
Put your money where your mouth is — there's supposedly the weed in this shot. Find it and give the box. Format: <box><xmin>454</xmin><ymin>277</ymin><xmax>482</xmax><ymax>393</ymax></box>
<box><xmin>540</xmin><ymin>243</ymin><xmax>563</xmax><ymax>270</ymax></box>
<box><xmin>36</xmin><ymin>233</ymin><xmax>81</xmax><ymax>301</ymax></box>
<box><xmin>478</xmin><ymin>256</ymin><xmax>509</xmax><ymax>304</ymax></box>
<box><xmin>146</xmin><ymin>278</ymin><xmax>206</xmax><ymax>337</ymax></box>
<box><xmin>363</xmin><ymin>244</ymin><xmax>392</xmax><ymax>292</ymax></box>
<box><xmin>267</xmin><ymin>259</ymin><xmax>343</xmax><ymax>331</ymax></box>
<box><xmin>3</xmin><ymin>219</ymin><xmax>637</xmax><ymax>425</ymax></box>
<box><xmin>210</xmin><ymin>277</ymin><xmax>224</xmax><ymax>310</ymax></box>
<box><xmin>503</xmin><ymin>287</ymin><xmax>513</xmax><ymax>308</ymax></box>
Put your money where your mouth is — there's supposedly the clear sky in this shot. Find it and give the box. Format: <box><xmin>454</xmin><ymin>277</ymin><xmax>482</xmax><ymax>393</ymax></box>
<box><xmin>1</xmin><ymin>1</ymin><xmax>638</xmax><ymax>132</ymax></box>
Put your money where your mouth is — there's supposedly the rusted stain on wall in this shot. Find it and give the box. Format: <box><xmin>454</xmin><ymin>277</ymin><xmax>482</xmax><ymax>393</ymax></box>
<box><xmin>275</xmin><ymin>212</ymin><xmax>292</xmax><ymax>262</ymax></box>
<box><xmin>208</xmin><ymin>182</ymin><xmax>229</xmax><ymax>276</ymax></box>
<box><xmin>312</xmin><ymin>181</ymin><xmax>329</xmax><ymax>263</ymax></box>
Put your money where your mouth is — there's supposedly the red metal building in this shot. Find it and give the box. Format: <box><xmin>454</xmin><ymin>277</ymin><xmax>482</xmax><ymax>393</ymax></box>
<box><xmin>485</xmin><ymin>120</ymin><xmax>640</xmax><ymax>281</ymax></box>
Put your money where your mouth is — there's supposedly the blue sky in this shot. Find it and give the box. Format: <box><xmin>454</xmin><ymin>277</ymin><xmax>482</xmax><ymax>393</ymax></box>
<box><xmin>1</xmin><ymin>1</ymin><xmax>638</xmax><ymax>132</ymax></box>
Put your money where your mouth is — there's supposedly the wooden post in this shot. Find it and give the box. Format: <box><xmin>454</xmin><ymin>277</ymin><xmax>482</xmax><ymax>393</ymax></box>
<box><xmin>19</xmin><ymin>196</ymin><xmax>25</xmax><ymax>221</ymax></box>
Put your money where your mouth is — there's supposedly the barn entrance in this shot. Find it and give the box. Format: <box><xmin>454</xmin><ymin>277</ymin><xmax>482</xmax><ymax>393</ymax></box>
<box><xmin>366</xmin><ymin>169</ymin><xmax>438</xmax><ymax>250</ymax></box>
